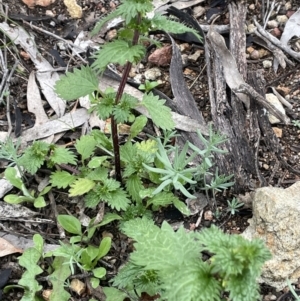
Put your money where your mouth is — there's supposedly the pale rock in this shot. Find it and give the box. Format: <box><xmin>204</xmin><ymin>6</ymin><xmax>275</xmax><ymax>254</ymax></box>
<box><xmin>285</xmin><ymin>2</ymin><xmax>292</xmax><ymax>10</ymax></box>
<box><xmin>247</xmin><ymin>24</ymin><xmax>257</xmax><ymax>33</ymax></box>
<box><xmin>267</xmin><ymin>20</ymin><xmax>278</xmax><ymax>29</ymax></box>
<box><xmin>193</xmin><ymin>6</ymin><xmax>206</xmax><ymax>17</ymax></box>
<box><xmin>144</xmin><ymin>67</ymin><xmax>161</xmax><ymax>80</ymax></box>
<box><xmin>263</xmin><ymin>60</ymin><xmax>272</xmax><ymax>69</ymax></box>
<box><xmin>134</xmin><ymin>74</ymin><xmax>143</xmax><ymax>83</ymax></box>
<box><xmin>242</xmin><ymin>181</ymin><xmax>300</xmax><ymax>289</ymax></box>
<box><xmin>188</xmin><ymin>49</ymin><xmax>203</xmax><ymax>62</ymax></box>
<box><xmin>250</xmin><ymin>50</ymin><xmax>260</xmax><ymax>60</ymax></box>
<box><xmin>265</xmin><ymin>93</ymin><xmax>286</xmax><ymax>124</ymax></box>
<box><xmin>276</xmin><ymin>15</ymin><xmax>288</xmax><ymax>24</ymax></box>
<box><xmin>248</xmin><ymin>3</ymin><xmax>255</xmax><ymax>10</ymax></box>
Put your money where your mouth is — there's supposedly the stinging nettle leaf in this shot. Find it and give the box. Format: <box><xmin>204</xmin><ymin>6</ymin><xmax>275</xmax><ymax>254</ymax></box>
<box><xmin>92</xmin><ymin>40</ymin><xmax>145</xmax><ymax>72</ymax></box>
<box><xmin>50</xmin><ymin>171</ymin><xmax>76</xmax><ymax>189</ymax></box>
<box><xmin>142</xmin><ymin>92</ymin><xmax>175</xmax><ymax>130</ymax></box>
<box><xmin>69</xmin><ymin>178</ymin><xmax>95</xmax><ymax>196</ymax></box>
<box><xmin>55</xmin><ymin>66</ymin><xmax>99</xmax><ymax>101</ymax></box>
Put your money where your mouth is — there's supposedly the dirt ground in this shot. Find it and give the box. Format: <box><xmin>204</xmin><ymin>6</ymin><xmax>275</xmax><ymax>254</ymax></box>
<box><xmin>0</xmin><ymin>0</ymin><xmax>300</xmax><ymax>300</ymax></box>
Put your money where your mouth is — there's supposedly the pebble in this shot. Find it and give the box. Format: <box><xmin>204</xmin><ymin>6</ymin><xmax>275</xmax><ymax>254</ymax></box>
<box><xmin>193</xmin><ymin>6</ymin><xmax>205</xmax><ymax>17</ymax></box>
<box><xmin>267</xmin><ymin>20</ymin><xmax>279</xmax><ymax>29</ymax></box>
<box><xmin>273</xmin><ymin>127</ymin><xmax>283</xmax><ymax>138</ymax></box>
<box><xmin>276</xmin><ymin>15</ymin><xmax>288</xmax><ymax>24</ymax></box>
<box><xmin>263</xmin><ymin>60</ymin><xmax>272</xmax><ymax>69</ymax></box>
<box><xmin>247</xmin><ymin>24</ymin><xmax>257</xmax><ymax>33</ymax></box>
<box><xmin>133</xmin><ymin>74</ymin><xmax>143</xmax><ymax>83</ymax></box>
<box><xmin>250</xmin><ymin>50</ymin><xmax>260</xmax><ymax>60</ymax></box>
<box><xmin>248</xmin><ymin>3</ymin><xmax>255</xmax><ymax>10</ymax></box>
<box><xmin>188</xmin><ymin>49</ymin><xmax>203</xmax><ymax>62</ymax></box>
<box><xmin>144</xmin><ymin>67</ymin><xmax>161</xmax><ymax>80</ymax></box>
<box><xmin>284</xmin><ymin>1</ymin><xmax>292</xmax><ymax>10</ymax></box>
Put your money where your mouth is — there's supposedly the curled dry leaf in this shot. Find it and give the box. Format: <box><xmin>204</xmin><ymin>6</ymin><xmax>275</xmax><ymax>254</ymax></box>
<box><xmin>0</xmin><ymin>237</ymin><xmax>23</xmax><ymax>257</ymax></box>
<box><xmin>22</xmin><ymin>0</ymin><xmax>56</xmax><ymax>9</ymax></box>
<box><xmin>64</xmin><ymin>0</ymin><xmax>83</xmax><ymax>18</ymax></box>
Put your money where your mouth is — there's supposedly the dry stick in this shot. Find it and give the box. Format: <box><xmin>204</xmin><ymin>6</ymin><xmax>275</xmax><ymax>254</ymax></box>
<box><xmin>5</xmin><ymin>61</ymin><xmax>19</xmax><ymax>137</ymax></box>
<box><xmin>253</xmin><ymin>18</ymin><xmax>300</xmax><ymax>62</ymax></box>
<box><xmin>21</xmin><ymin>20</ymin><xmax>88</xmax><ymax>64</ymax></box>
<box><xmin>233</xmin><ymin>83</ymin><xmax>290</xmax><ymax>124</ymax></box>
<box><xmin>48</xmin><ymin>191</ymin><xmax>66</xmax><ymax>240</ymax></box>
<box><xmin>254</xmin><ymin>29</ymin><xmax>294</xmax><ymax>68</ymax></box>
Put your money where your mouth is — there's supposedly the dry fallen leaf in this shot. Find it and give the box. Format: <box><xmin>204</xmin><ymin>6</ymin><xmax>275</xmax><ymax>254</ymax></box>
<box><xmin>22</xmin><ymin>0</ymin><xmax>56</xmax><ymax>9</ymax></box>
<box><xmin>0</xmin><ymin>237</ymin><xmax>23</xmax><ymax>257</ymax></box>
<box><xmin>64</xmin><ymin>0</ymin><xmax>83</xmax><ymax>18</ymax></box>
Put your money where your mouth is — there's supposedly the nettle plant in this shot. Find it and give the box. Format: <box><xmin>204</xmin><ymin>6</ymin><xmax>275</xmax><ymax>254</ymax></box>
<box><xmin>109</xmin><ymin>217</ymin><xmax>272</xmax><ymax>301</ymax></box>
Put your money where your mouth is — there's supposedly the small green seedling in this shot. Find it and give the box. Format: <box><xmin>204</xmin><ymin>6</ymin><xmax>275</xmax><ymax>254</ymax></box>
<box><xmin>4</xmin><ymin>167</ymin><xmax>50</xmax><ymax>208</ymax></box>
<box><xmin>226</xmin><ymin>197</ymin><xmax>244</xmax><ymax>215</ymax></box>
<box><xmin>138</xmin><ymin>80</ymin><xmax>160</xmax><ymax>93</ymax></box>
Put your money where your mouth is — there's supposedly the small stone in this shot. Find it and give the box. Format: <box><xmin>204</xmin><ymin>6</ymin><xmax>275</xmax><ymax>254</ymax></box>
<box><xmin>258</xmin><ymin>48</ymin><xmax>271</xmax><ymax>58</ymax></box>
<box><xmin>247</xmin><ymin>24</ymin><xmax>257</xmax><ymax>33</ymax></box>
<box><xmin>57</xmin><ymin>41</ymin><xmax>67</xmax><ymax>50</ymax></box>
<box><xmin>284</xmin><ymin>2</ymin><xmax>292</xmax><ymax>10</ymax></box>
<box><xmin>265</xmin><ymin>93</ymin><xmax>286</xmax><ymax>124</ymax></box>
<box><xmin>248</xmin><ymin>3</ymin><xmax>255</xmax><ymax>10</ymax></box>
<box><xmin>144</xmin><ymin>67</ymin><xmax>161</xmax><ymax>80</ymax></box>
<box><xmin>263</xmin><ymin>164</ymin><xmax>269</xmax><ymax>170</ymax></box>
<box><xmin>70</xmin><ymin>279</ymin><xmax>85</xmax><ymax>295</ymax></box>
<box><xmin>188</xmin><ymin>49</ymin><xmax>203</xmax><ymax>62</ymax></box>
<box><xmin>271</xmin><ymin>28</ymin><xmax>281</xmax><ymax>38</ymax></box>
<box><xmin>273</xmin><ymin>127</ymin><xmax>283</xmax><ymax>138</ymax></box>
<box><xmin>148</xmin><ymin>45</ymin><xmax>172</xmax><ymax>66</ymax></box>
<box><xmin>276</xmin><ymin>86</ymin><xmax>291</xmax><ymax>96</ymax></box>
<box><xmin>181</xmin><ymin>54</ymin><xmax>189</xmax><ymax>66</ymax></box>
<box><xmin>106</xmin><ymin>29</ymin><xmax>117</xmax><ymax>41</ymax></box>
<box><xmin>45</xmin><ymin>10</ymin><xmax>55</xmax><ymax>17</ymax></box>
<box><xmin>267</xmin><ymin>20</ymin><xmax>279</xmax><ymax>29</ymax></box>
<box><xmin>250</xmin><ymin>50</ymin><xmax>260</xmax><ymax>60</ymax></box>
<box><xmin>204</xmin><ymin>210</ymin><xmax>213</xmax><ymax>221</ymax></box>
<box><xmin>246</xmin><ymin>46</ymin><xmax>255</xmax><ymax>54</ymax></box>
<box><xmin>286</xmin><ymin>10</ymin><xmax>295</xmax><ymax>18</ymax></box>
<box><xmin>263</xmin><ymin>60</ymin><xmax>272</xmax><ymax>69</ymax></box>
<box><xmin>276</xmin><ymin>15</ymin><xmax>288</xmax><ymax>24</ymax></box>
<box><xmin>179</xmin><ymin>43</ymin><xmax>190</xmax><ymax>52</ymax></box>
<box><xmin>134</xmin><ymin>74</ymin><xmax>143</xmax><ymax>83</ymax></box>
<box><xmin>193</xmin><ymin>6</ymin><xmax>205</xmax><ymax>17</ymax></box>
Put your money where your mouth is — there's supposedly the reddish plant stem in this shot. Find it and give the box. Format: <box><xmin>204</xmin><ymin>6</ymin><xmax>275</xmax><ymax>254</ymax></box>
<box><xmin>111</xmin><ymin>14</ymin><xmax>142</xmax><ymax>183</ymax></box>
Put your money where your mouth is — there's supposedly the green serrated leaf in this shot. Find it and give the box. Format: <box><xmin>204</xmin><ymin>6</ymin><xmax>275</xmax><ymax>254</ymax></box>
<box><xmin>50</xmin><ymin>171</ymin><xmax>76</xmax><ymax>189</ymax></box>
<box><xmin>126</xmin><ymin>174</ymin><xmax>143</xmax><ymax>202</ymax></box>
<box><xmin>93</xmin><ymin>267</ymin><xmax>107</xmax><ymax>279</ymax></box>
<box><xmin>75</xmin><ymin>135</ymin><xmax>97</xmax><ymax>161</ymax></box>
<box><xmin>88</xmin><ymin>156</ymin><xmax>108</xmax><ymax>169</ymax></box>
<box><xmin>69</xmin><ymin>178</ymin><xmax>95</xmax><ymax>196</ymax></box>
<box><xmin>92</xmin><ymin>40</ymin><xmax>145</xmax><ymax>72</ymax></box>
<box><xmin>57</xmin><ymin>215</ymin><xmax>82</xmax><ymax>235</ymax></box>
<box><xmin>103</xmin><ymin>287</ymin><xmax>128</xmax><ymax>301</ymax></box>
<box><xmin>48</xmin><ymin>257</ymin><xmax>71</xmax><ymax>301</ymax></box>
<box><xmin>141</xmin><ymin>92</ymin><xmax>174</xmax><ymax>130</ymax></box>
<box><xmin>136</xmin><ymin>139</ymin><xmax>157</xmax><ymax>153</ymax></box>
<box><xmin>50</xmin><ymin>147</ymin><xmax>77</xmax><ymax>165</ymax></box>
<box><xmin>129</xmin><ymin>115</ymin><xmax>148</xmax><ymax>139</ymax></box>
<box><xmin>147</xmin><ymin>191</ymin><xmax>174</xmax><ymax>210</ymax></box>
<box><xmin>55</xmin><ymin>66</ymin><xmax>99</xmax><ymax>100</ymax></box>
<box><xmin>106</xmin><ymin>189</ymin><xmax>130</xmax><ymax>211</ymax></box>
<box><xmin>113</xmin><ymin>93</ymin><xmax>138</xmax><ymax>123</ymax></box>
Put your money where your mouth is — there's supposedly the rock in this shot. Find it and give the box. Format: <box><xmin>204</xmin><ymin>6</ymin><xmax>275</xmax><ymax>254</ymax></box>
<box><xmin>242</xmin><ymin>181</ymin><xmax>300</xmax><ymax>290</ymax></box>
<box><xmin>263</xmin><ymin>60</ymin><xmax>272</xmax><ymax>69</ymax></box>
<box><xmin>193</xmin><ymin>6</ymin><xmax>206</xmax><ymax>17</ymax></box>
<box><xmin>148</xmin><ymin>45</ymin><xmax>172</xmax><ymax>67</ymax></box>
<box><xmin>276</xmin><ymin>15</ymin><xmax>288</xmax><ymax>24</ymax></box>
<box><xmin>267</xmin><ymin>20</ymin><xmax>279</xmax><ymax>29</ymax></box>
<box><xmin>144</xmin><ymin>67</ymin><xmax>161</xmax><ymax>80</ymax></box>
<box><xmin>265</xmin><ymin>93</ymin><xmax>286</xmax><ymax>124</ymax></box>
<box><xmin>247</xmin><ymin>24</ymin><xmax>257</xmax><ymax>33</ymax></box>
<box><xmin>188</xmin><ymin>49</ymin><xmax>203</xmax><ymax>62</ymax></box>
<box><xmin>248</xmin><ymin>3</ymin><xmax>255</xmax><ymax>10</ymax></box>
<box><xmin>272</xmin><ymin>127</ymin><xmax>282</xmax><ymax>138</ymax></box>
<box><xmin>250</xmin><ymin>50</ymin><xmax>260</xmax><ymax>60</ymax></box>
